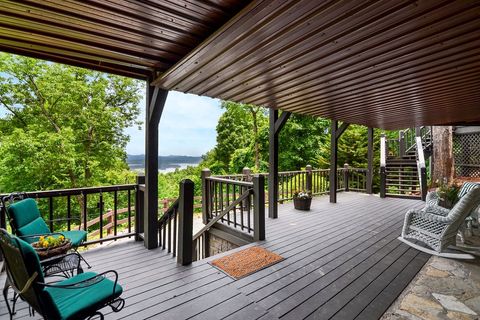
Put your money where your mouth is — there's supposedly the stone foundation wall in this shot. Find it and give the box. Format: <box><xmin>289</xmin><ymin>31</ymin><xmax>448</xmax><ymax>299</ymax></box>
<box><xmin>209</xmin><ymin>233</ymin><xmax>238</xmax><ymax>256</ymax></box>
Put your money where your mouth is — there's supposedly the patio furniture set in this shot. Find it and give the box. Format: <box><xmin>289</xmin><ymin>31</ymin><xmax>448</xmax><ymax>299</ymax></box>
<box><xmin>0</xmin><ymin>194</ymin><xmax>125</xmax><ymax>319</ymax></box>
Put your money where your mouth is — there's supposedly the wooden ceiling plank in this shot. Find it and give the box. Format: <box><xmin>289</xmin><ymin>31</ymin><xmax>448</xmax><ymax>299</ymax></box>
<box><xmin>0</xmin><ymin>16</ymin><xmax>183</xmax><ymax>64</ymax></box>
<box><xmin>152</xmin><ymin>0</ymin><xmax>295</xmax><ymax>87</ymax></box>
<box><xmin>274</xmin><ymin>50</ymin><xmax>480</xmax><ymax>111</ymax></box>
<box><xmin>0</xmin><ymin>45</ymin><xmax>149</xmax><ymax>79</ymax></box>
<box><xmin>247</xmin><ymin>45</ymin><xmax>480</xmax><ymax>109</ymax></box>
<box><xmin>234</xmin><ymin>16</ymin><xmax>480</xmax><ymax>105</ymax></box>
<box><xmin>179</xmin><ymin>0</ymin><xmax>393</xmax><ymax>92</ymax></box>
<box><xmin>0</xmin><ymin>2</ymin><xmax>192</xmax><ymax>55</ymax></box>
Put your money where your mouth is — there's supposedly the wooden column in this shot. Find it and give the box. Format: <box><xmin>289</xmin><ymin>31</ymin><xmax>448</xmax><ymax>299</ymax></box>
<box><xmin>367</xmin><ymin>127</ymin><xmax>374</xmax><ymax>194</ymax></box>
<box><xmin>177</xmin><ymin>179</ymin><xmax>194</xmax><ymax>265</ymax></box>
<box><xmin>330</xmin><ymin>121</ymin><xmax>350</xmax><ymax>203</ymax></box>
<box><xmin>268</xmin><ymin>109</ymin><xmax>291</xmax><ymax>219</ymax></box>
<box><xmin>144</xmin><ymin>83</ymin><xmax>168</xmax><ymax>249</ymax></box>
<box><xmin>253</xmin><ymin>174</ymin><xmax>265</xmax><ymax>241</ymax></box>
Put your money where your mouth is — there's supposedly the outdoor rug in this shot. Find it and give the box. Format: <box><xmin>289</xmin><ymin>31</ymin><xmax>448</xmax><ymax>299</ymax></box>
<box><xmin>210</xmin><ymin>246</ymin><xmax>284</xmax><ymax>279</ymax></box>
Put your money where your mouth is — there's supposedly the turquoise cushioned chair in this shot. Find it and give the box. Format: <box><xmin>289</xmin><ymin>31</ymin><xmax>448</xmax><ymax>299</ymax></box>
<box><xmin>0</xmin><ymin>229</ymin><xmax>124</xmax><ymax>320</ymax></box>
<box><xmin>3</xmin><ymin>194</ymin><xmax>90</xmax><ymax>268</ymax></box>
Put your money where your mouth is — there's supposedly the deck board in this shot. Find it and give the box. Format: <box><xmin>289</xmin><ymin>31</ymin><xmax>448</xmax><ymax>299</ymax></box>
<box><xmin>0</xmin><ymin>193</ymin><xmax>430</xmax><ymax>320</ymax></box>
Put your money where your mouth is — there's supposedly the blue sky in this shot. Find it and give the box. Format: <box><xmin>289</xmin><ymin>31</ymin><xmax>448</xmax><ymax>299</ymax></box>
<box><xmin>125</xmin><ymin>91</ymin><xmax>223</xmax><ymax>156</ymax></box>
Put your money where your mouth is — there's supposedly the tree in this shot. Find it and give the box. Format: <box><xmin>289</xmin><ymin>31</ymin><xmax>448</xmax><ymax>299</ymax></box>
<box><xmin>431</xmin><ymin>126</ymin><xmax>454</xmax><ymax>185</ymax></box>
<box><xmin>0</xmin><ymin>53</ymin><xmax>142</xmax><ymax>193</ymax></box>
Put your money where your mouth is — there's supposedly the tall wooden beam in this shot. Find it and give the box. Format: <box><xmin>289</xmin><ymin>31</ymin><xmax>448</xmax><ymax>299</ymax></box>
<box><xmin>269</xmin><ymin>109</ymin><xmax>291</xmax><ymax>219</ymax></box>
<box><xmin>330</xmin><ymin>121</ymin><xmax>350</xmax><ymax>203</ymax></box>
<box><xmin>367</xmin><ymin>127</ymin><xmax>374</xmax><ymax>194</ymax></box>
<box><xmin>144</xmin><ymin>83</ymin><xmax>168</xmax><ymax>249</ymax></box>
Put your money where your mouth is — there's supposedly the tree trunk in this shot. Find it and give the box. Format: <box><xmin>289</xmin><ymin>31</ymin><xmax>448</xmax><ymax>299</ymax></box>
<box><xmin>431</xmin><ymin>126</ymin><xmax>454</xmax><ymax>185</ymax></box>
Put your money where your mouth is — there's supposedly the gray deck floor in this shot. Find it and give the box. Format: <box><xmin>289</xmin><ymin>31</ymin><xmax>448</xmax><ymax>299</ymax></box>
<box><xmin>0</xmin><ymin>193</ymin><xmax>430</xmax><ymax>320</ymax></box>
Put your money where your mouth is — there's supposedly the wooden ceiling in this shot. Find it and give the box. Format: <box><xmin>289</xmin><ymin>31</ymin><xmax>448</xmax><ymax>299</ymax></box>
<box><xmin>0</xmin><ymin>0</ymin><xmax>246</xmax><ymax>79</ymax></box>
<box><xmin>1</xmin><ymin>0</ymin><xmax>479</xmax><ymax>129</ymax></box>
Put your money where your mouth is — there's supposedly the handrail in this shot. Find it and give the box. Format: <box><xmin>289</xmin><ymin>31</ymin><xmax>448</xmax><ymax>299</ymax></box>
<box><xmin>0</xmin><ymin>184</ymin><xmax>137</xmax><ymax>198</ymax></box>
<box><xmin>415</xmin><ymin>136</ymin><xmax>426</xmax><ymax>168</ymax></box>
<box><xmin>158</xmin><ymin>198</ymin><xmax>179</xmax><ymax>225</ymax></box>
<box><xmin>206</xmin><ymin>176</ymin><xmax>254</xmax><ymax>187</ymax></box>
<box><xmin>193</xmin><ymin>189</ymin><xmax>251</xmax><ymax>241</ymax></box>
<box><xmin>415</xmin><ymin>136</ymin><xmax>427</xmax><ymax>201</ymax></box>
<box><xmin>380</xmin><ymin>134</ymin><xmax>386</xmax><ymax>167</ymax></box>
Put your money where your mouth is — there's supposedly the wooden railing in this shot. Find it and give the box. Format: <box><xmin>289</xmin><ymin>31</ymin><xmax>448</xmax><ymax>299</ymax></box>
<box><xmin>0</xmin><ymin>182</ymin><xmax>142</xmax><ymax>246</ymax></box>
<box><xmin>157</xmin><ymin>179</ymin><xmax>194</xmax><ymax>265</ymax></box>
<box><xmin>195</xmin><ymin>174</ymin><xmax>265</xmax><ymax>261</ymax></box>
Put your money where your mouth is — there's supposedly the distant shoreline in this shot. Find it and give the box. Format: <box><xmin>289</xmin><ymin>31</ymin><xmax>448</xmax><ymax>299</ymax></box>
<box><xmin>127</xmin><ymin>154</ymin><xmax>202</xmax><ymax>174</ymax></box>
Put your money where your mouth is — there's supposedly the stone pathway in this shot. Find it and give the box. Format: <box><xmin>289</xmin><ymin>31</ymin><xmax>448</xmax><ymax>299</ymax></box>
<box><xmin>382</xmin><ymin>238</ymin><xmax>480</xmax><ymax>320</ymax></box>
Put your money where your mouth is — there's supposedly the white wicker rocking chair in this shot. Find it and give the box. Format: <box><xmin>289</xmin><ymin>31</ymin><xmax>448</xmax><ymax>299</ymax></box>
<box><xmin>399</xmin><ymin>186</ymin><xmax>480</xmax><ymax>259</ymax></box>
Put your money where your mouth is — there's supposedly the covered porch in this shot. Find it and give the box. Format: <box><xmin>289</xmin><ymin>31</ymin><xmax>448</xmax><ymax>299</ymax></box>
<box><xmin>0</xmin><ymin>193</ymin><xmax>429</xmax><ymax>319</ymax></box>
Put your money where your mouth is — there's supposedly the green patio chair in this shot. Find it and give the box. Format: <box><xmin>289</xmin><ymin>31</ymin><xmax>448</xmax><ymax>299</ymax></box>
<box><xmin>399</xmin><ymin>186</ymin><xmax>480</xmax><ymax>259</ymax></box>
<box><xmin>2</xmin><ymin>193</ymin><xmax>91</xmax><ymax>268</ymax></box>
<box><xmin>0</xmin><ymin>229</ymin><xmax>124</xmax><ymax>320</ymax></box>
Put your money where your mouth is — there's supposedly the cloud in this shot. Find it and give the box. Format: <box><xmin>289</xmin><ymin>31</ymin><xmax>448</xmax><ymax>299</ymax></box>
<box><xmin>125</xmin><ymin>91</ymin><xmax>223</xmax><ymax>156</ymax></box>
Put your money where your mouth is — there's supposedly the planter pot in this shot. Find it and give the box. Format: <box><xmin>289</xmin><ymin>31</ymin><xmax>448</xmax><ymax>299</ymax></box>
<box><xmin>32</xmin><ymin>240</ymin><xmax>72</xmax><ymax>260</ymax></box>
<box><xmin>294</xmin><ymin>198</ymin><xmax>312</xmax><ymax>211</ymax></box>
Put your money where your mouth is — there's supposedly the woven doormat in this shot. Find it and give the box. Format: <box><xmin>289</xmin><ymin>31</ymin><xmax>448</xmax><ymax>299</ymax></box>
<box><xmin>210</xmin><ymin>246</ymin><xmax>284</xmax><ymax>280</ymax></box>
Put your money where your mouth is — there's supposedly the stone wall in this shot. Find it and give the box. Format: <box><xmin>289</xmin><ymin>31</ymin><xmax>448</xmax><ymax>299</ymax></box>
<box><xmin>209</xmin><ymin>233</ymin><xmax>238</xmax><ymax>256</ymax></box>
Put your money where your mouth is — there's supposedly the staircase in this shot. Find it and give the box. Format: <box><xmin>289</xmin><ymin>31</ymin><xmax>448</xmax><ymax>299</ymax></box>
<box><xmin>380</xmin><ymin>127</ymin><xmax>432</xmax><ymax>199</ymax></box>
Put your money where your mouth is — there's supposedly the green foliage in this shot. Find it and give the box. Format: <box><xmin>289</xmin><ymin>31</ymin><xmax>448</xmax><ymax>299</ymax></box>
<box><xmin>0</xmin><ymin>53</ymin><xmax>142</xmax><ymax>193</ymax></box>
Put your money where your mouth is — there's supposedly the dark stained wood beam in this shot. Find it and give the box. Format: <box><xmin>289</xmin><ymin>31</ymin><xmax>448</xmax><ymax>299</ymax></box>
<box><xmin>269</xmin><ymin>110</ymin><xmax>291</xmax><ymax>219</ymax></box>
<box><xmin>336</xmin><ymin>122</ymin><xmax>350</xmax><ymax>139</ymax></box>
<box><xmin>330</xmin><ymin>120</ymin><xmax>338</xmax><ymax>203</ymax></box>
<box><xmin>144</xmin><ymin>83</ymin><xmax>169</xmax><ymax>249</ymax></box>
<box><xmin>330</xmin><ymin>121</ymin><xmax>350</xmax><ymax>203</ymax></box>
<box><xmin>367</xmin><ymin>127</ymin><xmax>374</xmax><ymax>194</ymax></box>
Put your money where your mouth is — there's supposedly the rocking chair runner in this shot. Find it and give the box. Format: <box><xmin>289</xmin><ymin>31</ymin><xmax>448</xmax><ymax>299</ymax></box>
<box><xmin>0</xmin><ymin>229</ymin><xmax>124</xmax><ymax>320</ymax></box>
<box><xmin>399</xmin><ymin>186</ymin><xmax>480</xmax><ymax>259</ymax></box>
<box><xmin>1</xmin><ymin>193</ymin><xmax>90</xmax><ymax>268</ymax></box>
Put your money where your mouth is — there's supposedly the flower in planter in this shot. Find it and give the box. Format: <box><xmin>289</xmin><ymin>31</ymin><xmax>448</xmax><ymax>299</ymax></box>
<box><xmin>293</xmin><ymin>190</ymin><xmax>312</xmax><ymax>200</ymax></box>
<box><xmin>36</xmin><ymin>235</ymin><xmax>66</xmax><ymax>249</ymax></box>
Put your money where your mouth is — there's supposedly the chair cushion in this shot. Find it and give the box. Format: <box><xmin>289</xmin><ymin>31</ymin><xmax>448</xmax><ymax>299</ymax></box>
<box><xmin>17</xmin><ymin>217</ymin><xmax>51</xmax><ymax>243</ymax></box>
<box><xmin>8</xmin><ymin>198</ymin><xmax>43</xmax><ymax>230</ymax></box>
<box><xmin>60</xmin><ymin>230</ymin><xmax>87</xmax><ymax>247</ymax></box>
<box><xmin>44</xmin><ymin>272</ymin><xmax>123</xmax><ymax>320</ymax></box>
<box><xmin>458</xmin><ymin>182</ymin><xmax>480</xmax><ymax>199</ymax></box>
<box><xmin>16</xmin><ymin>236</ymin><xmax>45</xmax><ymax>284</ymax></box>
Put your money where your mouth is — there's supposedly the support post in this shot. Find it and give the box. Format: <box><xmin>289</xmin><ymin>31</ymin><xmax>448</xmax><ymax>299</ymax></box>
<box><xmin>253</xmin><ymin>175</ymin><xmax>265</xmax><ymax>241</ymax></box>
<box><xmin>268</xmin><ymin>109</ymin><xmax>291</xmax><ymax>219</ymax></box>
<box><xmin>306</xmin><ymin>165</ymin><xmax>313</xmax><ymax>192</ymax></box>
<box><xmin>330</xmin><ymin>121</ymin><xmax>338</xmax><ymax>203</ymax></box>
<box><xmin>343</xmin><ymin>163</ymin><xmax>350</xmax><ymax>191</ymax></box>
<box><xmin>269</xmin><ymin>109</ymin><xmax>279</xmax><ymax>218</ymax></box>
<box><xmin>144</xmin><ymin>83</ymin><xmax>168</xmax><ymax>249</ymax></box>
<box><xmin>135</xmin><ymin>175</ymin><xmax>145</xmax><ymax>241</ymax></box>
<box><xmin>367</xmin><ymin>127</ymin><xmax>374</xmax><ymax>194</ymax></box>
<box><xmin>177</xmin><ymin>179</ymin><xmax>194</xmax><ymax>265</ymax></box>
<box><xmin>380</xmin><ymin>134</ymin><xmax>387</xmax><ymax>198</ymax></box>
<box><xmin>201</xmin><ymin>168</ymin><xmax>211</xmax><ymax>224</ymax></box>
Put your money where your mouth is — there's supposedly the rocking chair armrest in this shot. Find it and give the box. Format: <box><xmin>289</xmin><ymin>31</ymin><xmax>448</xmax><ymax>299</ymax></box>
<box><xmin>424</xmin><ymin>205</ymin><xmax>450</xmax><ymax>216</ymax></box>
<box><xmin>38</xmin><ymin>270</ymin><xmax>120</xmax><ymax>297</ymax></box>
<box><xmin>413</xmin><ymin>209</ymin><xmax>452</xmax><ymax>224</ymax></box>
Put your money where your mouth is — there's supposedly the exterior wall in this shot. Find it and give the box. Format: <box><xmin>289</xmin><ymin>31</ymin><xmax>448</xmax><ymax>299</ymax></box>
<box><xmin>453</xmin><ymin>126</ymin><xmax>480</xmax><ymax>178</ymax></box>
<box><xmin>209</xmin><ymin>233</ymin><xmax>238</xmax><ymax>256</ymax></box>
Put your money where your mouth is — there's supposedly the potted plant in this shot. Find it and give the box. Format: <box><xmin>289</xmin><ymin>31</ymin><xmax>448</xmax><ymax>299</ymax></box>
<box><xmin>293</xmin><ymin>190</ymin><xmax>312</xmax><ymax>211</ymax></box>
<box><xmin>434</xmin><ymin>178</ymin><xmax>460</xmax><ymax>209</ymax></box>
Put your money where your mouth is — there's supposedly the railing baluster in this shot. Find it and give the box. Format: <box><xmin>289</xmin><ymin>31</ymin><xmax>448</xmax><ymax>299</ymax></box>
<box><xmin>83</xmin><ymin>192</ymin><xmax>87</xmax><ymax>232</ymax></box>
<box><xmin>49</xmin><ymin>196</ymin><xmax>54</xmax><ymax>231</ymax></box>
<box><xmin>226</xmin><ymin>184</ymin><xmax>230</xmax><ymax>225</ymax></box>
<box><xmin>128</xmin><ymin>189</ymin><xmax>132</xmax><ymax>234</ymax></box>
<box><xmin>173</xmin><ymin>208</ymin><xmax>177</xmax><ymax>257</ymax></box>
<box><xmin>114</xmin><ymin>190</ymin><xmax>118</xmax><ymax>237</ymax></box>
<box><xmin>99</xmin><ymin>193</ymin><xmax>103</xmax><ymax>241</ymax></box>
<box><xmin>67</xmin><ymin>195</ymin><xmax>71</xmax><ymax>231</ymax></box>
<box><xmin>167</xmin><ymin>212</ymin><xmax>171</xmax><ymax>253</ymax></box>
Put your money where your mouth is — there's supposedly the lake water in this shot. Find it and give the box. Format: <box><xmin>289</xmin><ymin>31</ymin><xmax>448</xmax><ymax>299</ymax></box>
<box><xmin>129</xmin><ymin>163</ymin><xmax>199</xmax><ymax>174</ymax></box>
